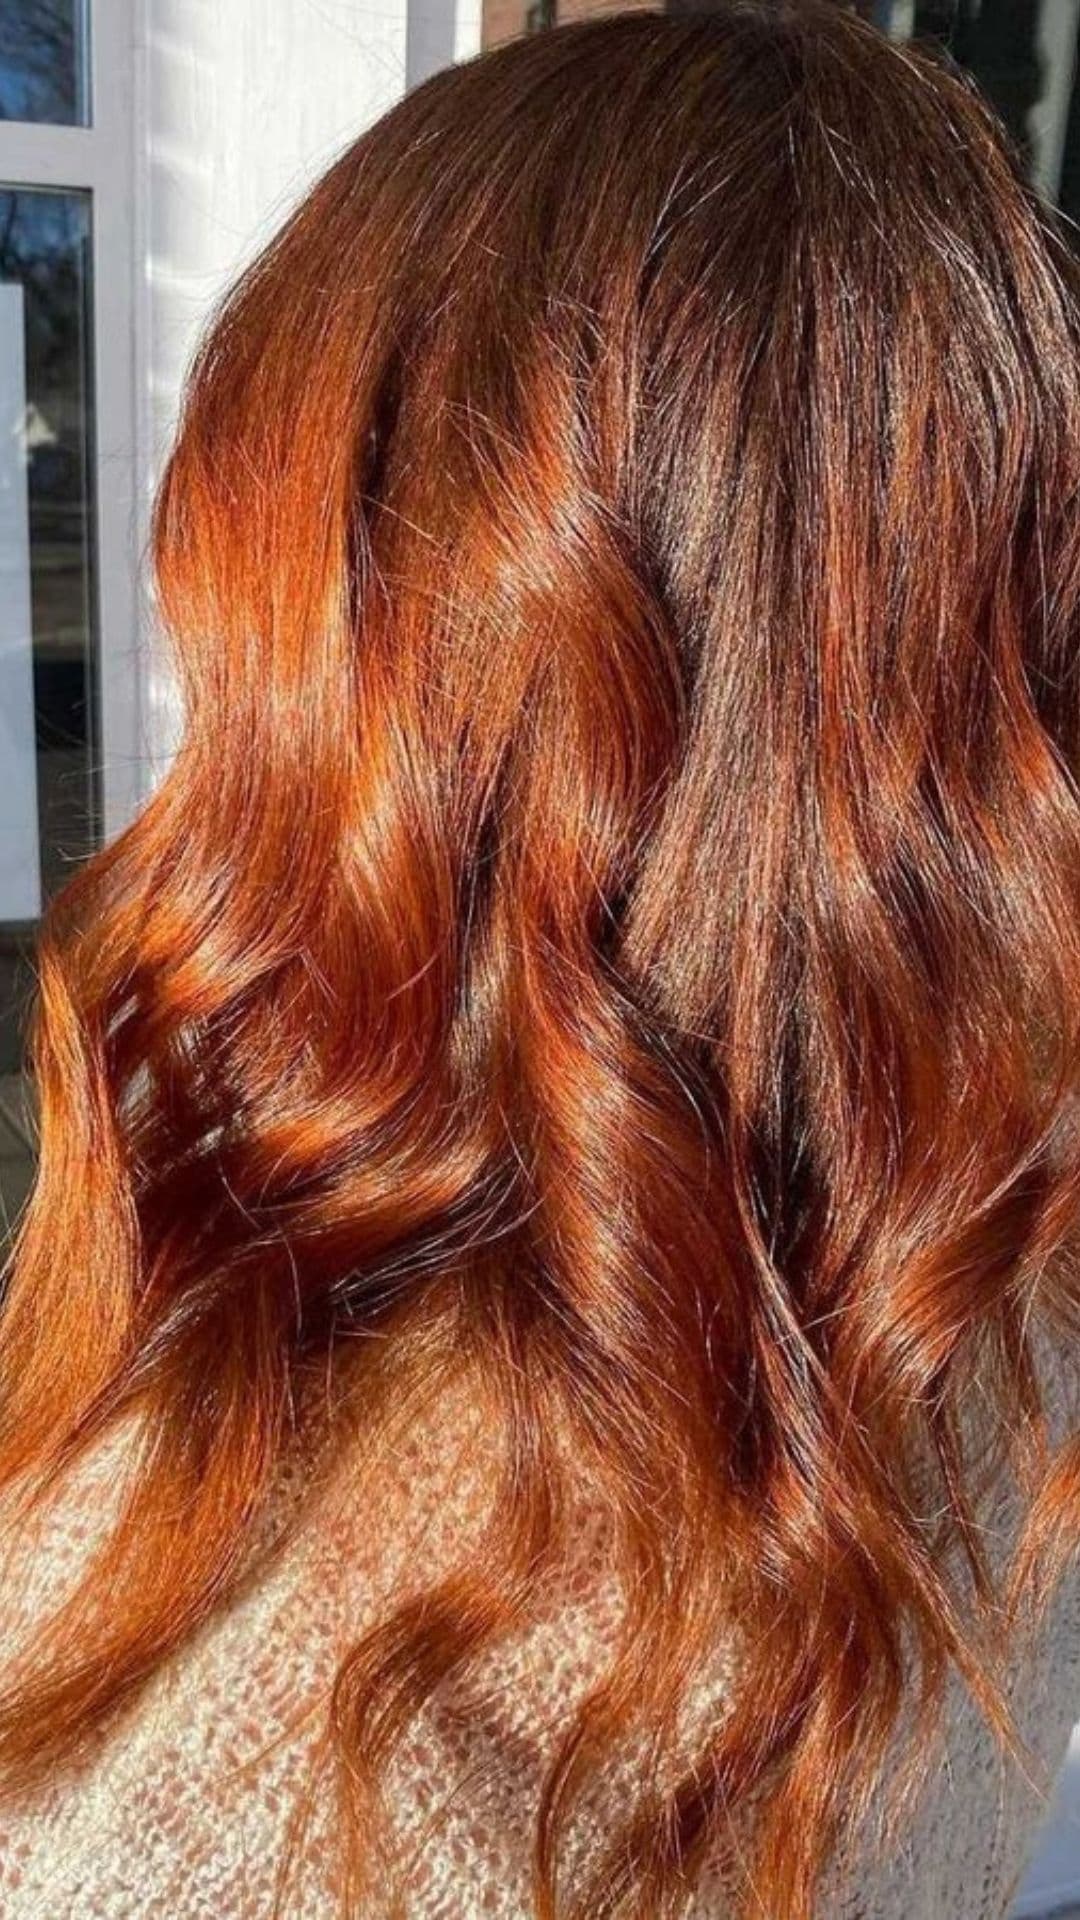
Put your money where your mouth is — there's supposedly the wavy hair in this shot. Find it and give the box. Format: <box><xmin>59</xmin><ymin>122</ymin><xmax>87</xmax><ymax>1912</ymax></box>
<box><xmin>4</xmin><ymin>4</ymin><xmax>1080</xmax><ymax>1914</ymax></box>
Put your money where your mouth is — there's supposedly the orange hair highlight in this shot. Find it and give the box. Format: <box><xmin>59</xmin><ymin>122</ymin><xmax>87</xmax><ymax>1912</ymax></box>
<box><xmin>4</xmin><ymin>6</ymin><xmax>1080</xmax><ymax>1914</ymax></box>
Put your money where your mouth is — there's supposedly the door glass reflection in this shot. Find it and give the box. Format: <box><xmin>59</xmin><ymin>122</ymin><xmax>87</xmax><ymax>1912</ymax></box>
<box><xmin>0</xmin><ymin>1</ymin><xmax>90</xmax><ymax>127</ymax></box>
<box><xmin>0</xmin><ymin>186</ymin><xmax>95</xmax><ymax>1086</ymax></box>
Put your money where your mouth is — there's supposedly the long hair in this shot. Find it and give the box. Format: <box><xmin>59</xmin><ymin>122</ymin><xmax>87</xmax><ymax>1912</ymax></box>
<box><xmin>4</xmin><ymin>4</ymin><xmax>1080</xmax><ymax>1914</ymax></box>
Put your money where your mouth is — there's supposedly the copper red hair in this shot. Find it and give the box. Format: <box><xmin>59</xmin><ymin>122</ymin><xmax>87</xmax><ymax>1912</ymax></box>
<box><xmin>4</xmin><ymin>4</ymin><xmax>1080</xmax><ymax>1914</ymax></box>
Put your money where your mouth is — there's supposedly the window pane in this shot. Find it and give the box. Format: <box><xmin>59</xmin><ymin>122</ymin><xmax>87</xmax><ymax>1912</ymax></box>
<box><xmin>477</xmin><ymin>2</ymin><xmax>1080</xmax><ymax>235</ymax></box>
<box><xmin>0</xmin><ymin>187</ymin><xmax>95</xmax><ymax>1085</ymax></box>
<box><xmin>900</xmin><ymin>2</ymin><xmax>1078</xmax><ymax>218</ymax></box>
<box><xmin>0</xmin><ymin>0</ymin><xmax>89</xmax><ymax>127</ymax></box>
<box><xmin>483</xmin><ymin>0</ymin><xmax>650</xmax><ymax>51</ymax></box>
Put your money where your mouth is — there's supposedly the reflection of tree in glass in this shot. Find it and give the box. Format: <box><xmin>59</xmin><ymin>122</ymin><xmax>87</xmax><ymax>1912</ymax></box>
<box><xmin>851</xmin><ymin>2</ymin><xmax>1043</xmax><ymax>174</ymax></box>
<box><xmin>0</xmin><ymin>191</ymin><xmax>89</xmax><ymax>509</ymax></box>
<box><xmin>0</xmin><ymin>0</ymin><xmax>80</xmax><ymax>127</ymax></box>
<box><xmin>0</xmin><ymin>185</ymin><xmax>92</xmax><ymax>844</ymax></box>
<box><xmin>940</xmin><ymin>2</ymin><xmax>1043</xmax><ymax>173</ymax></box>
<box><xmin>0</xmin><ymin>185</ymin><xmax>94</xmax><ymax>957</ymax></box>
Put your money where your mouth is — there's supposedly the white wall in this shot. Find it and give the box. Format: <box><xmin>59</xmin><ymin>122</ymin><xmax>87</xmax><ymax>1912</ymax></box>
<box><xmin>134</xmin><ymin>0</ymin><xmax>481</xmax><ymax>778</ymax></box>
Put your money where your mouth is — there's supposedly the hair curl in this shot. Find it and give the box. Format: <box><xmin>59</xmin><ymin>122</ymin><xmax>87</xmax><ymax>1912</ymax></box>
<box><xmin>4</xmin><ymin>5</ymin><xmax>1080</xmax><ymax>1915</ymax></box>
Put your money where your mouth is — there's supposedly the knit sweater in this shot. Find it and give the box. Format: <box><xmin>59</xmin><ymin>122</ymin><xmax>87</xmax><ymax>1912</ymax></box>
<box><xmin>1</xmin><ymin>1360</ymin><xmax>1078</xmax><ymax>1920</ymax></box>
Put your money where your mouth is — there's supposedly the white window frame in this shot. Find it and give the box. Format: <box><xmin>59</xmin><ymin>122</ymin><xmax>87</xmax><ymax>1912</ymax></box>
<box><xmin>0</xmin><ymin>0</ymin><xmax>489</xmax><ymax>855</ymax></box>
<box><xmin>0</xmin><ymin>0</ymin><xmax>143</xmax><ymax>850</ymax></box>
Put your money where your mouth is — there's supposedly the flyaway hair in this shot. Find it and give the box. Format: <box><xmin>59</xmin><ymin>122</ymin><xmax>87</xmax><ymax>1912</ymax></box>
<box><xmin>4</xmin><ymin>4</ymin><xmax>1080</xmax><ymax>1914</ymax></box>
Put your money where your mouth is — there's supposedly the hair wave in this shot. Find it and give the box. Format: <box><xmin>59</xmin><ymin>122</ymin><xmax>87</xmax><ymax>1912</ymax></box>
<box><xmin>5</xmin><ymin>5</ymin><xmax>1080</xmax><ymax>1915</ymax></box>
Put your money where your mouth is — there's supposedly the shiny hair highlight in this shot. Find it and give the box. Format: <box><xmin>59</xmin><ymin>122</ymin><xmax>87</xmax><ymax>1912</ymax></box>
<box><xmin>4</xmin><ymin>5</ymin><xmax>1080</xmax><ymax>1915</ymax></box>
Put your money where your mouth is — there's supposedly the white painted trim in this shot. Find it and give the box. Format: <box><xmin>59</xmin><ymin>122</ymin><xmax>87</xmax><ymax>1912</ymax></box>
<box><xmin>0</xmin><ymin>0</ymin><xmax>145</xmax><ymax>849</ymax></box>
<box><xmin>407</xmin><ymin>0</ymin><xmax>480</xmax><ymax>88</ymax></box>
<box><xmin>90</xmin><ymin>0</ymin><xmax>144</xmax><ymax>840</ymax></box>
<box><xmin>0</xmin><ymin>286</ymin><xmax>42</xmax><ymax>921</ymax></box>
<box><xmin>0</xmin><ymin>123</ymin><xmax>97</xmax><ymax>189</ymax></box>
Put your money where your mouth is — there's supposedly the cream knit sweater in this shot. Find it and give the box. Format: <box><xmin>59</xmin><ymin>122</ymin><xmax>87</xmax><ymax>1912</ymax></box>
<box><xmin>1</xmin><ymin>1361</ymin><xmax>1078</xmax><ymax>1920</ymax></box>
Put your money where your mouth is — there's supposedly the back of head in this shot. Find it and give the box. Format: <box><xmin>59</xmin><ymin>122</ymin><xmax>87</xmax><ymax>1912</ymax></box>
<box><xmin>5</xmin><ymin>5</ymin><xmax>1080</xmax><ymax>1914</ymax></box>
